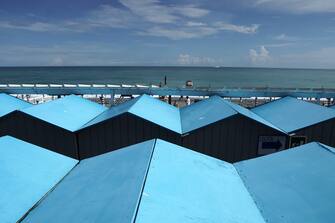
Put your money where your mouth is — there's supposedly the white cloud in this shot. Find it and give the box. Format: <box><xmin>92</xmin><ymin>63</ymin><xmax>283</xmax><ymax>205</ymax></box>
<box><xmin>249</xmin><ymin>46</ymin><xmax>271</xmax><ymax>65</ymax></box>
<box><xmin>214</xmin><ymin>22</ymin><xmax>259</xmax><ymax>34</ymax></box>
<box><xmin>175</xmin><ymin>5</ymin><xmax>210</xmax><ymax>18</ymax></box>
<box><xmin>263</xmin><ymin>42</ymin><xmax>294</xmax><ymax>48</ymax></box>
<box><xmin>274</xmin><ymin>33</ymin><xmax>298</xmax><ymax>41</ymax></box>
<box><xmin>50</xmin><ymin>57</ymin><xmax>65</xmax><ymax>66</ymax></box>
<box><xmin>254</xmin><ymin>0</ymin><xmax>335</xmax><ymax>13</ymax></box>
<box><xmin>119</xmin><ymin>0</ymin><xmax>179</xmax><ymax>24</ymax></box>
<box><xmin>0</xmin><ymin>21</ymin><xmax>70</xmax><ymax>32</ymax></box>
<box><xmin>186</xmin><ymin>21</ymin><xmax>206</xmax><ymax>27</ymax></box>
<box><xmin>178</xmin><ymin>54</ymin><xmax>222</xmax><ymax>65</ymax></box>
<box><xmin>0</xmin><ymin>1</ymin><xmax>260</xmax><ymax>40</ymax></box>
<box><xmin>139</xmin><ymin>26</ymin><xmax>218</xmax><ymax>40</ymax></box>
<box><xmin>119</xmin><ymin>0</ymin><xmax>209</xmax><ymax>24</ymax></box>
<box><xmin>86</xmin><ymin>5</ymin><xmax>135</xmax><ymax>28</ymax></box>
<box><xmin>0</xmin><ymin>5</ymin><xmax>133</xmax><ymax>32</ymax></box>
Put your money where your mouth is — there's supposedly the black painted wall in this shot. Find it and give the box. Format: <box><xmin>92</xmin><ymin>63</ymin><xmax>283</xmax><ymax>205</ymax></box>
<box><xmin>0</xmin><ymin>111</ymin><xmax>78</xmax><ymax>159</ymax></box>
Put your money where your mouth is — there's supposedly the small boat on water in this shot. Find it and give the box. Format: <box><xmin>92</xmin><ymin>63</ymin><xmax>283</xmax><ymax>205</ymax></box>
<box><xmin>185</xmin><ymin>80</ymin><xmax>193</xmax><ymax>88</ymax></box>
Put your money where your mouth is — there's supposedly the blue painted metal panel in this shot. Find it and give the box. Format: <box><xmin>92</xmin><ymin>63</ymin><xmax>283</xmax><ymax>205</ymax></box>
<box><xmin>22</xmin><ymin>140</ymin><xmax>155</xmax><ymax>223</ymax></box>
<box><xmin>181</xmin><ymin>96</ymin><xmax>285</xmax><ymax>133</ymax></box>
<box><xmin>252</xmin><ymin>96</ymin><xmax>335</xmax><ymax>132</ymax></box>
<box><xmin>235</xmin><ymin>142</ymin><xmax>335</xmax><ymax>223</ymax></box>
<box><xmin>21</xmin><ymin>95</ymin><xmax>107</xmax><ymax>131</ymax></box>
<box><xmin>180</xmin><ymin>96</ymin><xmax>237</xmax><ymax>133</ymax></box>
<box><xmin>81</xmin><ymin>96</ymin><xmax>141</xmax><ymax>128</ymax></box>
<box><xmin>129</xmin><ymin>95</ymin><xmax>182</xmax><ymax>133</ymax></box>
<box><xmin>136</xmin><ymin>140</ymin><xmax>265</xmax><ymax>223</ymax></box>
<box><xmin>0</xmin><ymin>136</ymin><xmax>77</xmax><ymax>223</ymax></box>
<box><xmin>80</xmin><ymin>94</ymin><xmax>182</xmax><ymax>133</ymax></box>
<box><xmin>0</xmin><ymin>93</ymin><xmax>31</xmax><ymax>117</ymax></box>
<box><xmin>224</xmin><ymin>99</ymin><xmax>286</xmax><ymax>133</ymax></box>
<box><xmin>83</xmin><ymin>94</ymin><xmax>283</xmax><ymax>134</ymax></box>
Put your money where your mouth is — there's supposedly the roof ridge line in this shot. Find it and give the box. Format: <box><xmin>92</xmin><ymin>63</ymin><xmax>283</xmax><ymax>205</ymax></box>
<box><xmin>18</xmin><ymin>160</ymin><xmax>79</xmax><ymax>222</ymax></box>
<box><xmin>233</xmin><ymin>165</ymin><xmax>267</xmax><ymax>222</ymax></box>
<box><xmin>132</xmin><ymin>138</ymin><xmax>157</xmax><ymax>223</ymax></box>
<box><xmin>317</xmin><ymin>142</ymin><xmax>335</xmax><ymax>156</ymax></box>
<box><xmin>223</xmin><ymin>98</ymin><xmax>288</xmax><ymax>134</ymax></box>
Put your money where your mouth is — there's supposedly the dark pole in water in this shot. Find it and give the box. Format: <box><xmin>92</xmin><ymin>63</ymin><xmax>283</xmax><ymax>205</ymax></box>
<box><xmin>164</xmin><ymin>76</ymin><xmax>167</xmax><ymax>86</ymax></box>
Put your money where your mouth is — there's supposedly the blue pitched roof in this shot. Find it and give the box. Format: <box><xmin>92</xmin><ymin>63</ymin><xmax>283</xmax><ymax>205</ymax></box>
<box><xmin>0</xmin><ymin>136</ymin><xmax>77</xmax><ymax>223</ymax></box>
<box><xmin>180</xmin><ymin>96</ymin><xmax>237</xmax><ymax>133</ymax></box>
<box><xmin>181</xmin><ymin>96</ymin><xmax>284</xmax><ymax>133</ymax></box>
<box><xmin>21</xmin><ymin>95</ymin><xmax>107</xmax><ymax>132</ymax></box>
<box><xmin>22</xmin><ymin>140</ymin><xmax>155</xmax><ymax>223</ymax></box>
<box><xmin>235</xmin><ymin>142</ymin><xmax>335</xmax><ymax>223</ymax></box>
<box><xmin>136</xmin><ymin>140</ymin><xmax>265</xmax><ymax>223</ymax></box>
<box><xmin>252</xmin><ymin>96</ymin><xmax>335</xmax><ymax>133</ymax></box>
<box><xmin>0</xmin><ymin>93</ymin><xmax>32</xmax><ymax>117</ymax></box>
<box><xmin>82</xmin><ymin>94</ymin><xmax>182</xmax><ymax>133</ymax></box>
<box><xmin>83</xmin><ymin>95</ymin><xmax>282</xmax><ymax>134</ymax></box>
<box><xmin>23</xmin><ymin>139</ymin><xmax>265</xmax><ymax>223</ymax></box>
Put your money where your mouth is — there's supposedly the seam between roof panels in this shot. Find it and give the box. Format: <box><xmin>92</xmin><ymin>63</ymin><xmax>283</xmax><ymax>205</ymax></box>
<box><xmin>17</xmin><ymin>161</ymin><xmax>80</xmax><ymax>222</ymax></box>
<box><xmin>233</xmin><ymin>165</ymin><xmax>267</xmax><ymax>222</ymax></box>
<box><xmin>132</xmin><ymin>139</ymin><xmax>157</xmax><ymax>223</ymax></box>
<box><xmin>318</xmin><ymin>143</ymin><xmax>335</xmax><ymax>156</ymax></box>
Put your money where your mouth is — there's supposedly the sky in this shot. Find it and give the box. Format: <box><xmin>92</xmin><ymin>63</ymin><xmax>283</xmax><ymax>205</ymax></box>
<box><xmin>0</xmin><ymin>0</ymin><xmax>335</xmax><ymax>68</ymax></box>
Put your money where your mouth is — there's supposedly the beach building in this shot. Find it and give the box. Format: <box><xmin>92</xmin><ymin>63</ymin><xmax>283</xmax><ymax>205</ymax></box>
<box><xmin>252</xmin><ymin>96</ymin><xmax>335</xmax><ymax>148</ymax></box>
<box><xmin>180</xmin><ymin>96</ymin><xmax>286</xmax><ymax>162</ymax></box>
<box><xmin>235</xmin><ymin>142</ymin><xmax>335</xmax><ymax>223</ymax></box>
<box><xmin>0</xmin><ymin>136</ymin><xmax>77</xmax><ymax>223</ymax></box>
<box><xmin>16</xmin><ymin>139</ymin><xmax>335</xmax><ymax>222</ymax></box>
<box><xmin>0</xmin><ymin>93</ymin><xmax>32</xmax><ymax>117</ymax></box>
<box><xmin>0</xmin><ymin>95</ymin><xmax>107</xmax><ymax>159</ymax></box>
<box><xmin>77</xmin><ymin>94</ymin><xmax>286</xmax><ymax>162</ymax></box>
<box><xmin>21</xmin><ymin>139</ymin><xmax>264</xmax><ymax>223</ymax></box>
<box><xmin>76</xmin><ymin>94</ymin><xmax>182</xmax><ymax>159</ymax></box>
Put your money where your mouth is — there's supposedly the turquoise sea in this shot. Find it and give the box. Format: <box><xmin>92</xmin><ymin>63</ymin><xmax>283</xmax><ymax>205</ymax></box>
<box><xmin>0</xmin><ymin>66</ymin><xmax>334</xmax><ymax>88</ymax></box>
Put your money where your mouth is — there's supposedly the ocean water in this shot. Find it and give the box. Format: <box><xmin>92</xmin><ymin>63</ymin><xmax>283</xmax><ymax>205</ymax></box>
<box><xmin>0</xmin><ymin>66</ymin><xmax>334</xmax><ymax>88</ymax></box>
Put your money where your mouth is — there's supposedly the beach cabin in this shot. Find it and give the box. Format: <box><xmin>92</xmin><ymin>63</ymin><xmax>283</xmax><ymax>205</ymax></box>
<box><xmin>0</xmin><ymin>136</ymin><xmax>77</xmax><ymax>223</ymax></box>
<box><xmin>252</xmin><ymin>96</ymin><xmax>335</xmax><ymax>148</ymax></box>
<box><xmin>235</xmin><ymin>142</ymin><xmax>335</xmax><ymax>223</ymax></box>
<box><xmin>76</xmin><ymin>94</ymin><xmax>181</xmax><ymax>159</ymax></box>
<box><xmin>21</xmin><ymin>139</ymin><xmax>264</xmax><ymax>223</ymax></box>
<box><xmin>180</xmin><ymin>96</ymin><xmax>286</xmax><ymax>162</ymax></box>
<box><xmin>77</xmin><ymin>95</ymin><xmax>285</xmax><ymax>162</ymax></box>
<box><xmin>0</xmin><ymin>93</ymin><xmax>32</xmax><ymax>117</ymax></box>
<box><xmin>0</xmin><ymin>95</ymin><xmax>107</xmax><ymax>159</ymax></box>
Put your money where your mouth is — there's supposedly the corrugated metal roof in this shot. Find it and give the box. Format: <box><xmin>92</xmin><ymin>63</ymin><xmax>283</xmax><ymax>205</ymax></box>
<box><xmin>21</xmin><ymin>95</ymin><xmax>107</xmax><ymax>132</ymax></box>
<box><xmin>252</xmin><ymin>96</ymin><xmax>335</xmax><ymax>133</ymax></box>
<box><xmin>0</xmin><ymin>93</ymin><xmax>32</xmax><ymax>117</ymax></box>
<box><xmin>0</xmin><ymin>136</ymin><xmax>77</xmax><ymax>223</ymax></box>
<box><xmin>82</xmin><ymin>94</ymin><xmax>182</xmax><ymax>133</ymax></box>
<box><xmin>136</xmin><ymin>140</ymin><xmax>265</xmax><ymax>223</ymax></box>
<box><xmin>235</xmin><ymin>142</ymin><xmax>335</xmax><ymax>223</ymax></box>
<box><xmin>22</xmin><ymin>140</ymin><xmax>155</xmax><ymax>223</ymax></box>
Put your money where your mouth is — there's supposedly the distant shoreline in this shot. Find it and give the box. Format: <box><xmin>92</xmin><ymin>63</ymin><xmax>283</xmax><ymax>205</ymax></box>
<box><xmin>0</xmin><ymin>66</ymin><xmax>334</xmax><ymax>71</ymax></box>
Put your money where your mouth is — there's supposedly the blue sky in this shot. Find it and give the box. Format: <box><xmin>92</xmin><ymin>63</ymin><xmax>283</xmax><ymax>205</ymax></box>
<box><xmin>0</xmin><ymin>0</ymin><xmax>335</xmax><ymax>68</ymax></box>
